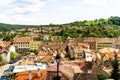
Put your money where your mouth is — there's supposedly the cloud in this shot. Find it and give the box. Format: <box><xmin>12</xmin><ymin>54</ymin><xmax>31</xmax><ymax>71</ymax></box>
<box><xmin>52</xmin><ymin>0</ymin><xmax>59</xmax><ymax>2</ymax></box>
<box><xmin>60</xmin><ymin>6</ymin><xmax>72</xmax><ymax>10</ymax></box>
<box><xmin>0</xmin><ymin>0</ymin><xmax>47</xmax><ymax>24</ymax></box>
<box><xmin>4</xmin><ymin>0</ymin><xmax>46</xmax><ymax>14</ymax></box>
<box><xmin>0</xmin><ymin>0</ymin><xmax>15</xmax><ymax>7</ymax></box>
<box><xmin>82</xmin><ymin>0</ymin><xmax>107</xmax><ymax>6</ymax></box>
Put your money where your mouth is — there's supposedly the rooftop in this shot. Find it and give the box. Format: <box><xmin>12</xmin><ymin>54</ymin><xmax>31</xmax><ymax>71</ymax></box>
<box><xmin>13</xmin><ymin>63</ymin><xmax>47</xmax><ymax>73</ymax></box>
<box><xmin>15</xmin><ymin>70</ymin><xmax>46</xmax><ymax>80</ymax></box>
<box><xmin>13</xmin><ymin>37</ymin><xmax>33</xmax><ymax>42</ymax></box>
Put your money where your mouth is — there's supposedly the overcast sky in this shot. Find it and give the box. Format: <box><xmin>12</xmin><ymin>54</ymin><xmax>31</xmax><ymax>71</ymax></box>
<box><xmin>0</xmin><ymin>0</ymin><xmax>120</xmax><ymax>25</ymax></box>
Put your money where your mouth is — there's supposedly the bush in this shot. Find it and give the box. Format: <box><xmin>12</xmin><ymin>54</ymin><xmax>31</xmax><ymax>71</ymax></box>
<box><xmin>0</xmin><ymin>55</ymin><xmax>3</xmax><ymax>62</ymax></box>
<box><xmin>97</xmin><ymin>74</ymin><xmax>110</xmax><ymax>80</ymax></box>
<box><xmin>10</xmin><ymin>52</ymin><xmax>17</xmax><ymax>61</ymax></box>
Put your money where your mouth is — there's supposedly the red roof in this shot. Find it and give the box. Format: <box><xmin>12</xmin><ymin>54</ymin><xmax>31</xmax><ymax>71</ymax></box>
<box><xmin>47</xmin><ymin>63</ymin><xmax>82</xmax><ymax>73</ymax></box>
<box><xmin>37</xmin><ymin>51</ymin><xmax>48</xmax><ymax>56</ymax></box>
<box><xmin>13</xmin><ymin>37</ymin><xmax>33</xmax><ymax>42</ymax></box>
<box><xmin>72</xmin><ymin>62</ymin><xmax>88</xmax><ymax>68</ymax></box>
<box><xmin>15</xmin><ymin>70</ymin><xmax>46</xmax><ymax>80</ymax></box>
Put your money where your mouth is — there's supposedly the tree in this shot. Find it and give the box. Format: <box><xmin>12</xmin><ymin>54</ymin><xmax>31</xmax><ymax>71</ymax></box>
<box><xmin>0</xmin><ymin>55</ymin><xmax>3</xmax><ymax>62</ymax></box>
<box><xmin>111</xmin><ymin>53</ymin><xmax>120</xmax><ymax>80</ymax></box>
<box><xmin>97</xmin><ymin>74</ymin><xmax>110</xmax><ymax>80</ymax></box>
<box><xmin>3</xmin><ymin>35</ymin><xmax>12</xmax><ymax>41</ymax></box>
<box><xmin>10</xmin><ymin>52</ymin><xmax>17</xmax><ymax>61</ymax></box>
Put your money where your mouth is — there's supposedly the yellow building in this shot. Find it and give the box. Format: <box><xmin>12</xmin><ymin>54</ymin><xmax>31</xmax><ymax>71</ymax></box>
<box><xmin>13</xmin><ymin>37</ymin><xmax>33</xmax><ymax>52</ymax></box>
<box><xmin>30</xmin><ymin>41</ymin><xmax>41</xmax><ymax>51</ymax></box>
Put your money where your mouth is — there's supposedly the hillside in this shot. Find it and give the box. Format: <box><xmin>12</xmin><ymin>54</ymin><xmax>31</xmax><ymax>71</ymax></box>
<box><xmin>0</xmin><ymin>16</ymin><xmax>120</xmax><ymax>39</ymax></box>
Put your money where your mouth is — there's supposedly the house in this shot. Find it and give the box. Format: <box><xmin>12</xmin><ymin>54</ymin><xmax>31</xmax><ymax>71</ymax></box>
<box><xmin>73</xmin><ymin>46</ymin><xmax>85</xmax><ymax>61</ymax></box>
<box><xmin>95</xmin><ymin>38</ymin><xmax>116</xmax><ymax>50</ymax></box>
<box><xmin>36</xmin><ymin>51</ymin><xmax>49</xmax><ymax>62</ymax></box>
<box><xmin>15</xmin><ymin>70</ymin><xmax>46</xmax><ymax>80</ymax></box>
<box><xmin>83</xmin><ymin>37</ymin><xmax>96</xmax><ymax>50</ymax></box>
<box><xmin>115</xmin><ymin>37</ymin><xmax>120</xmax><ymax>49</ymax></box>
<box><xmin>13</xmin><ymin>63</ymin><xmax>47</xmax><ymax>80</ymax></box>
<box><xmin>43</xmin><ymin>35</ymin><xmax>50</xmax><ymax>40</ymax></box>
<box><xmin>85</xmin><ymin>52</ymin><xmax>93</xmax><ymax>61</ymax></box>
<box><xmin>13</xmin><ymin>37</ymin><xmax>33</xmax><ymax>52</ymax></box>
<box><xmin>46</xmin><ymin>63</ymin><xmax>82</xmax><ymax>80</ymax></box>
<box><xmin>73</xmin><ymin>73</ymin><xmax>98</xmax><ymax>80</ymax></box>
<box><xmin>68</xmin><ymin>37</ymin><xmax>120</xmax><ymax>51</ymax></box>
<box><xmin>29</xmin><ymin>41</ymin><xmax>41</xmax><ymax>51</ymax></box>
<box><xmin>50</xmin><ymin>36</ymin><xmax>62</xmax><ymax>41</ymax></box>
<box><xmin>0</xmin><ymin>41</ymin><xmax>16</xmax><ymax>62</ymax></box>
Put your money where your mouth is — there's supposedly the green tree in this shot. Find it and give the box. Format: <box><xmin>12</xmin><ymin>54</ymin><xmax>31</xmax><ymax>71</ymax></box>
<box><xmin>97</xmin><ymin>74</ymin><xmax>110</xmax><ymax>80</ymax></box>
<box><xmin>3</xmin><ymin>35</ymin><xmax>12</xmax><ymax>41</ymax></box>
<box><xmin>0</xmin><ymin>55</ymin><xmax>3</xmax><ymax>62</ymax></box>
<box><xmin>10</xmin><ymin>52</ymin><xmax>17</xmax><ymax>61</ymax></box>
<box><xmin>111</xmin><ymin>53</ymin><xmax>120</xmax><ymax>80</ymax></box>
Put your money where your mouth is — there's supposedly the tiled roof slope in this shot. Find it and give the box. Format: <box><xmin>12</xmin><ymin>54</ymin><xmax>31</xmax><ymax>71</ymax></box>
<box><xmin>13</xmin><ymin>37</ymin><xmax>33</xmax><ymax>42</ymax></box>
<box><xmin>73</xmin><ymin>73</ymin><xmax>98</xmax><ymax>80</ymax></box>
<box><xmin>15</xmin><ymin>70</ymin><xmax>46</xmax><ymax>80</ymax></box>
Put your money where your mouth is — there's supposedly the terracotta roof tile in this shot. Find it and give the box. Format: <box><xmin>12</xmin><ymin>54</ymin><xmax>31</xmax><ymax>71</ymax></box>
<box><xmin>95</xmin><ymin>38</ymin><xmax>115</xmax><ymax>43</ymax></box>
<box><xmin>20</xmin><ymin>60</ymin><xmax>34</xmax><ymax>65</ymax></box>
<box><xmin>40</xmin><ymin>56</ymin><xmax>54</xmax><ymax>63</ymax></box>
<box><xmin>13</xmin><ymin>37</ymin><xmax>33</xmax><ymax>42</ymax></box>
<box><xmin>15</xmin><ymin>70</ymin><xmax>46</xmax><ymax>80</ymax></box>
<box><xmin>37</xmin><ymin>51</ymin><xmax>48</xmax><ymax>56</ymax></box>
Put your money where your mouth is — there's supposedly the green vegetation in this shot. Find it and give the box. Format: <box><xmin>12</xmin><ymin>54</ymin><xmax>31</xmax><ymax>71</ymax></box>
<box><xmin>1</xmin><ymin>16</ymin><xmax>120</xmax><ymax>41</ymax></box>
<box><xmin>10</xmin><ymin>52</ymin><xmax>17</xmax><ymax>61</ymax></box>
<box><xmin>55</xmin><ymin>16</ymin><xmax>120</xmax><ymax>39</ymax></box>
<box><xmin>0</xmin><ymin>55</ymin><xmax>3</xmax><ymax>62</ymax></box>
<box><xmin>111</xmin><ymin>53</ymin><xmax>120</xmax><ymax>80</ymax></box>
<box><xmin>97</xmin><ymin>74</ymin><xmax>110</xmax><ymax>80</ymax></box>
<box><xmin>0</xmin><ymin>23</ymin><xmax>38</xmax><ymax>32</ymax></box>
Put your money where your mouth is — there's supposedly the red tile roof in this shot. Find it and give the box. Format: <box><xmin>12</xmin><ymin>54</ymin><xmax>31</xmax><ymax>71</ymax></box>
<box><xmin>13</xmin><ymin>37</ymin><xmax>33</xmax><ymax>42</ymax></box>
<box><xmin>72</xmin><ymin>62</ymin><xmax>88</xmax><ymax>68</ymax></box>
<box><xmin>20</xmin><ymin>60</ymin><xmax>34</xmax><ymax>65</ymax></box>
<box><xmin>15</xmin><ymin>70</ymin><xmax>46</xmax><ymax>80</ymax></box>
<box><xmin>37</xmin><ymin>51</ymin><xmax>48</xmax><ymax>56</ymax></box>
<box><xmin>47</xmin><ymin>63</ymin><xmax>82</xmax><ymax>73</ymax></box>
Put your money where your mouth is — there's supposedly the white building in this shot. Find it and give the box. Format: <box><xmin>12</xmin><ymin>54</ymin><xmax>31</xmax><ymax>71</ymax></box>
<box><xmin>85</xmin><ymin>52</ymin><xmax>93</xmax><ymax>61</ymax></box>
<box><xmin>1</xmin><ymin>45</ymin><xmax>16</xmax><ymax>62</ymax></box>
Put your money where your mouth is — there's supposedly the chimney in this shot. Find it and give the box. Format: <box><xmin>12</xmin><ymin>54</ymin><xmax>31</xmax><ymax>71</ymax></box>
<box><xmin>38</xmin><ymin>68</ymin><xmax>40</xmax><ymax>77</ymax></box>
<box><xmin>28</xmin><ymin>70</ymin><xmax>32</xmax><ymax>80</ymax></box>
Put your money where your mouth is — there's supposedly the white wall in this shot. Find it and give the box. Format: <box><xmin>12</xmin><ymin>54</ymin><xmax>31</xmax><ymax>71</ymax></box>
<box><xmin>85</xmin><ymin>52</ymin><xmax>93</xmax><ymax>61</ymax></box>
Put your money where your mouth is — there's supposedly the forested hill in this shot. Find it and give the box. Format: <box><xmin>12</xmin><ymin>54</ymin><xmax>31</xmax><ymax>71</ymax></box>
<box><xmin>0</xmin><ymin>16</ymin><xmax>120</xmax><ymax>38</ymax></box>
<box><xmin>0</xmin><ymin>23</ymin><xmax>39</xmax><ymax>31</ymax></box>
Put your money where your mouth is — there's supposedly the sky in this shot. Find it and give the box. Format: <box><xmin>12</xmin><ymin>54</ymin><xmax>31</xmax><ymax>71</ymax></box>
<box><xmin>0</xmin><ymin>0</ymin><xmax>120</xmax><ymax>25</ymax></box>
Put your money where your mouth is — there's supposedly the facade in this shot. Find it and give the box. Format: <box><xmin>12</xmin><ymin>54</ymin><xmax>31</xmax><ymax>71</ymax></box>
<box><xmin>0</xmin><ymin>41</ymin><xmax>16</xmax><ymax>62</ymax></box>
<box><xmin>85</xmin><ymin>52</ymin><xmax>93</xmax><ymax>61</ymax></box>
<box><xmin>95</xmin><ymin>38</ymin><xmax>116</xmax><ymax>50</ymax></box>
<box><xmin>115</xmin><ymin>37</ymin><xmax>120</xmax><ymax>49</ymax></box>
<box><xmin>83</xmin><ymin>37</ymin><xmax>96</xmax><ymax>50</ymax></box>
<box><xmin>13</xmin><ymin>37</ymin><xmax>33</xmax><ymax>52</ymax></box>
<box><xmin>30</xmin><ymin>41</ymin><xmax>41</xmax><ymax>51</ymax></box>
<box><xmin>83</xmin><ymin>37</ymin><xmax>120</xmax><ymax>50</ymax></box>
